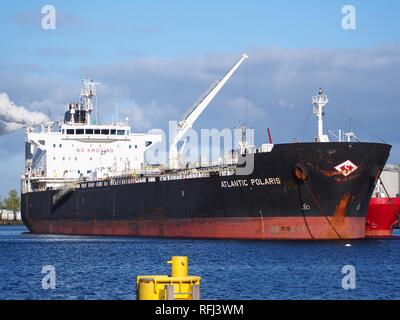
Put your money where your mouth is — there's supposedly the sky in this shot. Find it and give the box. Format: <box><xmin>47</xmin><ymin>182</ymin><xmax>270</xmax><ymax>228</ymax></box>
<box><xmin>0</xmin><ymin>0</ymin><xmax>399</xmax><ymax>196</ymax></box>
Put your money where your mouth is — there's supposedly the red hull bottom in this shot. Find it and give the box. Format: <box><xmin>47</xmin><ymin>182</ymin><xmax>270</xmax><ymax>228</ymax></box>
<box><xmin>366</xmin><ymin>198</ymin><xmax>400</xmax><ymax>238</ymax></box>
<box><xmin>26</xmin><ymin>216</ymin><xmax>366</xmax><ymax>240</ymax></box>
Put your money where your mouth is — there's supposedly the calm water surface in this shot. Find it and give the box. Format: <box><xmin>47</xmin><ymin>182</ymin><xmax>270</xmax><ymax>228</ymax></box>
<box><xmin>0</xmin><ymin>225</ymin><xmax>399</xmax><ymax>300</ymax></box>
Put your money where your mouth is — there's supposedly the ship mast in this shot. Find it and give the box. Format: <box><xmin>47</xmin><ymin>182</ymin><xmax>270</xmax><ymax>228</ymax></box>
<box><xmin>169</xmin><ymin>54</ymin><xmax>248</xmax><ymax>168</ymax></box>
<box><xmin>312</xmin><ymin>88</ymin><xmax>329</xmax><ymax>142</ymax></box>
<box><xmin>80</xmin><ymin>78</ymin><xmax>100</xmax><ymax>125</ymax></box>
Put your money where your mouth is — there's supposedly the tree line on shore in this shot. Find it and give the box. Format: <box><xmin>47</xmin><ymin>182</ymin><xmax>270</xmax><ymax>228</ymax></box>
<box><xmin>0</xmin><ymin>189</ymin><xmax>20</xmax><ymax>212</ymax></box>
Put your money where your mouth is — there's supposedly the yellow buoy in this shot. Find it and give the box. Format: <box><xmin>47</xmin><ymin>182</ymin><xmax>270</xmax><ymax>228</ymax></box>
<box><xmin>168</xmin><ymin>256</ymin><xmax>188</xmax><ymax>277</ymax></box>
<box><xmin>136</xmin><ymin>256</ymin><xmax>201</xmax><ymax>300</ymax></box>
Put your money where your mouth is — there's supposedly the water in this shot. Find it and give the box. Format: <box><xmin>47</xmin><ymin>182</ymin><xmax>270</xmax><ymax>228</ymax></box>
<box><xmin>0</xmin><ymin>225</ymin><xmax>399</xmax><ymax>300</ymax></box>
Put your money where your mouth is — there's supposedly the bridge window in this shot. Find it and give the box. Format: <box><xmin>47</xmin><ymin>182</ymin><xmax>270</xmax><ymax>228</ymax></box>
<box><xmin>94</xmin><ymin>129</ymin><xmax>101</xmax><ymax>135</ymax></box>
<box><xmin>66</xmin><ymin>129</ymin><xmax>74</xmax><ymax>134</ymax></box>
<box><xmin>111</xmin><ymin>129</ymin><xmax>116</xmax><ymax>135</ymax></box>
<box><xmin>101</xmin><ymin>129</ymin><xmax>110</xmax><ymax>135</ymax></box>
<box><xmin>85</xmin><ymin>129</ymin><xmax>93</xmax><ymax>134</ymax></box>
<box><xmin>117</xmin><ymin>130</ymin><xmax>125</xmax><ymax>135</ymax></box>
<box><xmin>76</xmin><ymin>129</ymin><xmax>84</xmax><ymax>135</ymax></box>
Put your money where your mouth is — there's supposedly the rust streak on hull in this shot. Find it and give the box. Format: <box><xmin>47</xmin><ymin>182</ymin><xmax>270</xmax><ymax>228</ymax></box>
<box><xmin>334</xmin><ymin>193</ymin><xmax>351</xmax><ymax>223</ymax></box>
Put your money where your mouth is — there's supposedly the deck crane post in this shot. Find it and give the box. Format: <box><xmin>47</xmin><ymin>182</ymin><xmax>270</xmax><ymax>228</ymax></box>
<box><xmin>169</xmin><ymin>53</ymin><xmax>248</xmax><ymax>168</ymax></box>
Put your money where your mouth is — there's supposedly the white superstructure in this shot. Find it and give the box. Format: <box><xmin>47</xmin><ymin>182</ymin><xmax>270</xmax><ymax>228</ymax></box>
<box><xmin>22</xmin><ymin>79</ymin><xmax>161</xmax><ymax>192</ymax></box>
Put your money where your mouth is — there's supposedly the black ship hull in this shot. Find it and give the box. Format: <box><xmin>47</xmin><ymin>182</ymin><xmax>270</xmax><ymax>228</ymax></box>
<box><xmin>21</xmin><ymin>142</ymin><xmax>391</xmax><ymax>240</ymax></box>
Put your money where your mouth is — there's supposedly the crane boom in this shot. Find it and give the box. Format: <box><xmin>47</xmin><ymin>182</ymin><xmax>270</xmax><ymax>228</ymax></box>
<box><xmin>169</xmin><ymin>53</ymin><xmax>248</xmax><ymax>168</ymax></box>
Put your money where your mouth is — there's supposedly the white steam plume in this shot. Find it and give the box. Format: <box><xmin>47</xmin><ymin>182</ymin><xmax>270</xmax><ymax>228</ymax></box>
<box><xmin>0</xmin><ymin>92</ymin><xmax>49</xmax><ymax>135</ymax></box>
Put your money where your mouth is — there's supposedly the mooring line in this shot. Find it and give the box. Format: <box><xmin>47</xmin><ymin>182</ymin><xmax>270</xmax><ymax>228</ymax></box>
<box><xmin>298</xmin><ymin>185</ymin><xmax>314</xmax><ymax>240</ymax></box>
<box><xmin>304</xmin><ymin>181</ymin><xmax>343</xmax><ymax>239</ymax></box>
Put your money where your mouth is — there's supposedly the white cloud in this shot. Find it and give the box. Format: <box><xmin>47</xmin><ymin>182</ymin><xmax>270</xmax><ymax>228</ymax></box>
<box><xmin>277</xmin><ymin>98</ymin><xmax>295</xmax><ymax>109</ymax></box>
<box><xmin>0</xmin><ymin>92</ymin><xmax>49</xmax><ymax>134</ymax></box>
<box><xmin>119</xmin><ymin>99</ymin><xmax>179</xmax><ymax>131</ymax></box>
<box><xmin>227</xmin><ymin>97</ymin><xmax>266</xmax><ymax>121</ymax></box>
<box><xmin>0</xmin><ymin>121</ymin><xmax>24</xmax><ymax>135</ymax></box>
<box><xmin>0</xmin><ymin>45</ymin><xmax>399</xmax><ymax>159</ymax></box>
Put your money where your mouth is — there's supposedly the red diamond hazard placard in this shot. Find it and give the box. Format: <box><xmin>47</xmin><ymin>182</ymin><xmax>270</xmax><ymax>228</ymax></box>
<box><xmin>335</xmin><ymin>160</ymin><xmax>358</xmax><ymax>177</ymax></box>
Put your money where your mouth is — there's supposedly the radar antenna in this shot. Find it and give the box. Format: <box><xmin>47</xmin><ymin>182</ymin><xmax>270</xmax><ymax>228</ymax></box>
<box><xmin>80</xmin><ymin>78</ymin><xmax>100</xmax><ymax>125</ymax></box>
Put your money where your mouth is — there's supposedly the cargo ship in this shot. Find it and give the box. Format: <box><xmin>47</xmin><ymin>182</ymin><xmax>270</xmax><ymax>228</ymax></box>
<box><xmin>366</xmin><ymin>167</ymin><xmax>400</xmax><ymax>237</ymax></box>
<box><xmin>21</xmin><ymin>55</ymin><xmax>391</xmax><ymax>240</ymax></box>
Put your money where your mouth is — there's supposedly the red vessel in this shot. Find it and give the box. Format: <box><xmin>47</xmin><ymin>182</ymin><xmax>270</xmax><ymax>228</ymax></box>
<box><xmin>366</xmin><ymin>197</ymin><xmax>400</xmax><ymax>237</ymax></box>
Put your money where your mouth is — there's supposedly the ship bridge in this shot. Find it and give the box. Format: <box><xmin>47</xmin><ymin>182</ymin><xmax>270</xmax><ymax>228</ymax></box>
<box><xmin>23</xmin><ymin>79</ymin><xmax>162</xmax><ymax>192</ymax></box>
<box><xmin>60</xmin><ymin>124</ymin><xmax>133</xmax><ymax>141</ymax></box>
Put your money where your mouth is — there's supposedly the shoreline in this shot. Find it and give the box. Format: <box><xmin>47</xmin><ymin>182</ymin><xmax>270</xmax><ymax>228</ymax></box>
<box><xmin>0</xmin><ymin>221</ymin><xmax>24</xmax><ymax>226</ymax></box>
